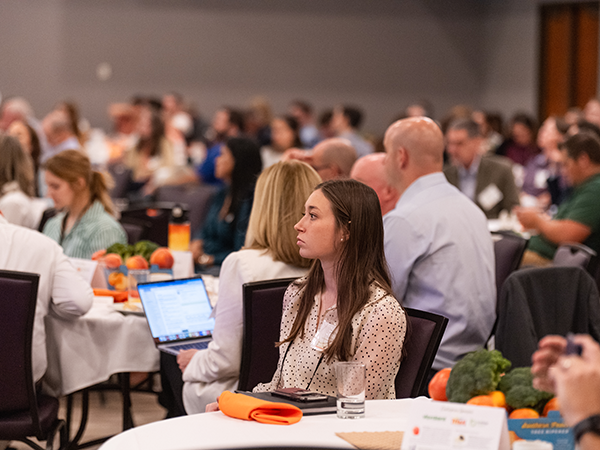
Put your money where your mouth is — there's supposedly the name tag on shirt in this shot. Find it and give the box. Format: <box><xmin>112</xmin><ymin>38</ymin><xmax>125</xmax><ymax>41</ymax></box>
<box><xmin>311</xmin><ymin>320</ymin><xmax>337</xmax><ymax>352</ymax></box>
<box><xmin>478</xmin><ymin>184</ymin><xmax>504</xmax><ymax>211</ymax></box>
<box><xmin>534</xmin><ymin>170</ymin><xmax>549</xmax><ymax>189</ymax></box>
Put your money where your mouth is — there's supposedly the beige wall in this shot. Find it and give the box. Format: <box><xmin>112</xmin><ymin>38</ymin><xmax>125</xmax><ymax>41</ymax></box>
<box><xmin>0</xmin><ymin>0</ymin><xmax>539</xmax><ymax>135</ymax></box>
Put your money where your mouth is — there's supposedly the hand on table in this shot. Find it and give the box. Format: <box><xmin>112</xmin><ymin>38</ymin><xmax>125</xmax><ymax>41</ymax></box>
<box><xmin>547</xmin><ymin>335</ymin><xmax>600</xmax><ymax>426</ymax></box>
<box><xmin>205</xmin><ymin>402</ymin><xmax>220</xmax><ymax>412</ymax></box>
<box><xmin>532</xmin><ymin>335</ymin><xmax>567</xmax><ymax>392</ymax></box>
<box><xmin>177</xmin><ymin>349</ymin><xmax>199</xmax><ymax>373</ymax></box>
<box><xmin>514</xmin><ymin>206</ymin><xmax>546</xmax><ymax>231</ymax></box>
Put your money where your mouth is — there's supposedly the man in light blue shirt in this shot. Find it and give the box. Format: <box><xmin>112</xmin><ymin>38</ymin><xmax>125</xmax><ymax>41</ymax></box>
<box><xmin>383</xmin><ymin>117</ymin><xmax>496</xmax><ymax>371</ymax></box>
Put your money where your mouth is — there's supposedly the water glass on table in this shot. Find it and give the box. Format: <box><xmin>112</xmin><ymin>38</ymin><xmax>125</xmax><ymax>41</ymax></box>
<box><xmin>128</xmin><ymin>269</ymin><xmax>150</xmax><ymax>303</ymax></box>
<box><xmin>335</xmin><ymin>361</ymin><xmax>366</xmax><ymax>419</ymax></box>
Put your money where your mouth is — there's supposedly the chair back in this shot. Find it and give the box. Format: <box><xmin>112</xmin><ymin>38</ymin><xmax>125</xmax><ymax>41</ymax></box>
<box><xmin>120</xmin><ymin>221</ymin><xmax>145</xmax><ymax>244</ymax></box>
<box><xmin>395</xmin><ymin>308</ymin><xmax>448</xmax><ymax>398</ymax></box>
<box><xmin>495</xmin><ymin>266</ymin><xmax>600</xmax><ymax>368</ymax></box>
<box><xmin>120</xmin><ymin>202</ymin><xmax>184</xmax><ymax>246</ymax></box>
<box><xmin>37</xmin><ymin>208</ymin><xmax>58</xmax><ymax>232</ymax></box>
<box><xmin>0</xmin><ymin>271</ymin><xmax>39</xmax><ymax>415</ymax></box>
<box><xmin>493</xmin><ymin>232</ymin><xmax>528</xmax><ymax>299</ymax></box>
<box><xmin>553</xmin><ymin>242</ymin><xmax>597</xmax><ymax>271</ymax></box>
<box><xmin>238</xmin><ymin>278</ymin><xmax>296</xmax><ymax>392</ymax></box>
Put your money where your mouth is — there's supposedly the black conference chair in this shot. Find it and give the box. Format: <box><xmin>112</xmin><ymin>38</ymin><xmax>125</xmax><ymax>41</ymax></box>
<box><xmin>495</xmin><ymin>266</ymin><xmax>600</xmax><ymax>368</ymax></box>
<box><xmin>553</xmin><ymin>242</ymin><xmax>597</xmax><ymax>272</ymax></box>
<box><xmin>238</xmin><ymin>278</ymin><xmax>297</xmax><ymax>392</ymax></box>
<box><xmin>394</xmin><ymin>308</ymin><xmax>448</xmax><ymax>399</ymax></box>
<box><xmin>120</xmin><ymin>202</ymin><xmax>184</xmax><ymax>247</ymax></box>
<box><xmin>0</xmin><ymin>270</ymin><xmax>67</xmax><ymax>450</ymax></box>
<box><xmin>155</xmin><ymin>183</ymin><xmax>218</xmax><ymax>233</ymax></box>
<box><xmin>492</xmin><ymin>232</ymin><xmax>528</xmax><ymax>300</ymax></box>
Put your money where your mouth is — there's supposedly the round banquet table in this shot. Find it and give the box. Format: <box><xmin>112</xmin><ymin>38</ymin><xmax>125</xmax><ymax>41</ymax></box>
<box><xmin>99</xmin><ymin>399</ymin><xmax>413</xmax><ymax>450</ymax></box>
<box><xmin>43</xmin><ymin>296</ymin><xmax>160</xmax><ymax>397</ymax></box>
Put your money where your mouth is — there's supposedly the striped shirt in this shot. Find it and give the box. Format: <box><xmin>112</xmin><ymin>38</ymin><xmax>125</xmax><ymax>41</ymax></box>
<box><xmin>43</xmin><ymin>200</ymin><xmax>127</xmax><ymax>259</ymax></box>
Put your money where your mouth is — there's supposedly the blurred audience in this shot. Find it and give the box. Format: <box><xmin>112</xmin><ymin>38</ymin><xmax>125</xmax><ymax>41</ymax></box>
<box><xmin>196</xmin><ymin>107</ymin><xmax>245</xmax><ymax>186</ymax></box>
<box><xmin>444</xmin><ymin>118</ymin><xmax>519</xmax><ymax>219</ymax></box>
<box><xmin>472</xmin><ymin>110</ymin><xmax>505</xmax><ymax>155</ymax></box>
<box><xmin>496</xmin><ymin>112</ymin><xmax>540</xmax><ymax>167</ymax></box>
<box><xmin>7</xmin><ymin>120</ymin><xmax>42</xmax><ymax>195</ymax></box>
<box><xmin>517</xmin><ymin>131</ymin><xmax>600</xmax><ymax>266</ymax></box>
<box><xmin>284</xmin><ymin>137</ymin><xmax>357</xmax><ymax>181</ymax></box>
<box><xmin>261</xmin><ymin>115</ymin><xmax>302</xmax><ymax>168</ymax></box>
<box><xmin>0</xmin><ymin>134</ymin><xmax>46</xmax><ymax>228</ymax></box>
<box><xmin>42</xmin><ymin>150</ymin><xmax>127</xmax><ymax>259</ymax></box>
<box><xmin>289</xmin><ymin>100</ymin><xmax>320</xmax><ymax>148</ymax></box>
<box><xmin>41</xmin><ymin>109</ymin><xmax>81</xmax><ymax>162</ymax></box>
<box><xmin>244</xmin><ymin>97</ymin><xmax>272</xmax><ymax>147</ymax></box>
<box><xmin>331</xmin><ymin>104</ymin><xmax>373</xmax><ymax>157</ymax></box>
<box><xmin>521</xmin><ymin>116</ymin><xmax>569</xmax><ymax>209</ymax></box>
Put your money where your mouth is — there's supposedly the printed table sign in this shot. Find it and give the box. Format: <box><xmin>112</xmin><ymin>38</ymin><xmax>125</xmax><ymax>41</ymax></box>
<box><xmin>401</xmin><ymin>398</ymin><xmax>509</xmax><ymax>450</ymax></box>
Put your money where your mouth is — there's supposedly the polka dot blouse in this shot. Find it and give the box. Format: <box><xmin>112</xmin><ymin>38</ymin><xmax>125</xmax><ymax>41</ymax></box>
<box><xmin>253</xmin><ymin>278</ymin><xmax>407</xmax><ymax>399</ymax></box>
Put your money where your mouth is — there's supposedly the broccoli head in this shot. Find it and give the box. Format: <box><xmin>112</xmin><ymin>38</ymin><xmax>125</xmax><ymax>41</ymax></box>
<box><xmin>498</xmin><ymin>367</ymin><xmax>553</xmax><ymax>413</ymax></box>
<box><xmin>446</xmin><ymin>349</ymin><xmax>511</xmax><ymax>403</ymax></box>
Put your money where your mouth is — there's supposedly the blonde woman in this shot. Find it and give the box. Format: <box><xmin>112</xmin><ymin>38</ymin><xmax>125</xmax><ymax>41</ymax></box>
<box><xmin>161</xmin><ymin>160</ymin><xmax>321</xmax><ymax>416</ymax></box>
<box><xmin>42</xmin><ymin>150</ymin><xmax>127</xmax><ymax>258</ymax></box>
<box><xmin>0</xmin><ymin>134</ymin><xmax>46</xmax><ymax>229</ymax></box>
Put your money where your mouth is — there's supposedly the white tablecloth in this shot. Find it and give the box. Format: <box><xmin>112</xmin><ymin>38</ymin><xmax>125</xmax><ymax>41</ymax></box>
<box><xmin>43</xmin><ymin>297</ymin><xmax>160</xmax><ymax>397</ymax></box>
<box><xmin>100</xmin><ymin>399</ymin><xmax>413</xmax><ymax>450</ymax></box>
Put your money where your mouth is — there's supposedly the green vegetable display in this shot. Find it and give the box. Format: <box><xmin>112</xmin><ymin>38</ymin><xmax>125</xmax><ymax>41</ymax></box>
<box><xmin>498</xmin><ymin>367</ymin><xmax>553</xmax><ymax>414</ymax></box>
<box><xmin>446</xmin><ymin>349</ymin><xmax>512</xmax><ymax>403</ymax></box>
<box><xmin>106</xmin><ymin>240</ymin><xmax>159</xmax><ymax>263</ymax></box>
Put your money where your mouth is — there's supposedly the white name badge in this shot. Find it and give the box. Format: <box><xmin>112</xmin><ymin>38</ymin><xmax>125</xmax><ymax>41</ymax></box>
<box><xmin>311</xmin><ymin>320</ymin><xmax>337</xmax><ymax>352</ymax></box>
<box><xmin>534</xmin><ymin>170</ymin><xmax>549</xmax><ymax>189</ymax></box>
<box><xmin>478</xmin><ymin>183</ymin><xmax>504</xmax><ymax>211</ymax></box>
<box><xmin>401</xmin><ymin>398</ymin><xmax>509</xmax><ymax>450</ymax></box>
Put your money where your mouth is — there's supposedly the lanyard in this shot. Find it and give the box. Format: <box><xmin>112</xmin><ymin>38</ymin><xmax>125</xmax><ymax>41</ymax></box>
<box><xmin>278</xmin><ymin>341</ymin><xmax>324</xmax><ymax>391</ymax></box>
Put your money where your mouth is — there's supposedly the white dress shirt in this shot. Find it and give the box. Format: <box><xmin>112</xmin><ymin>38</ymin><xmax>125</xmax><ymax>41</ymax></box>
<box><xmin>383</xmin><ymin>172</ymin><xmax>496</xmax><ymax>369</ymax></box>
<box><xmin>0</xmin><ymin>216</ymin><xmax>93</xmax><ymax>382</ymax></box>
<box><xmin>182</xmin><ymin>248</ymin><xmax>306</xmax><ymax>414</ymax></box>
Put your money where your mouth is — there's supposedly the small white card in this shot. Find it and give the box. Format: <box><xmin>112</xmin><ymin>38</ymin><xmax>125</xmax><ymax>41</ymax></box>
<box><xmin>401</xmin><ymin>399</ymin><xmax>509</xmax><ymax>450</ymax></box>
<box><xmin>478</xmin><ymin>183</ymin><xmax>504</xmax><ymax>211</ymax></box>
<box><xmin>68</xmin><ymin>257</ymin><xmax>98</xmax><ymax>285</ymax></box>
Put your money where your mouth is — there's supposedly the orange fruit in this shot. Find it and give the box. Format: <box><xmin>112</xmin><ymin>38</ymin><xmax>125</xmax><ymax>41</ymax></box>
<box><xmin>104</xmin><ymin>253</ymin><xmax>123</xmax><ymax>269</ymax></box>
<box><xmin>509</xmin><ymin>408</ymin><xmax>540</xmax><ymax>419</ymax></box>
<box><xmin>149</xmin><ymin>248</ymin><xmax>174</xmax><ymax>269</ymax></box>
<box><xmin>466</xmin><ymin>395</ymin><xmax>495</xmax><ymax>406</ymax></box>
<box><xmin>428</xmin><ymin>368</ymin><xmax>452</xmax><ymax>401</ymax></box>
<box><xmin>126</xmin><ymin>255</ymin><xmax>149</xmax><ymax>270</ymax></box>
<box><xmin>490</xmin><ymin>391</ymin><xmax>507</xmax><ymax>409</ymax></box>
<box><xmin>542</xmin><ymin>397</ymin><xmax>559</xmax><ymax>417</ymax></box>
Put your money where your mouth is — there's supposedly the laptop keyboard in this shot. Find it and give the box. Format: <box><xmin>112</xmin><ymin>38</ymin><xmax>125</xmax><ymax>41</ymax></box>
<box><xmin>168</xmin><ymin>341</ymin><xmax>210</xmax><ymax>353</ymax></box>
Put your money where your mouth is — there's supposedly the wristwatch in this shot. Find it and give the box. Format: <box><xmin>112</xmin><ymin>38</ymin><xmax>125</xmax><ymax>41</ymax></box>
<box><xmin>573</xmin><ymin>414</ymin><xmax>600</xmax><ymax>443</ymax></box>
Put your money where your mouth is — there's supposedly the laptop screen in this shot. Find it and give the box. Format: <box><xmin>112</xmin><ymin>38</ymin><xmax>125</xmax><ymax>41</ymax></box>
<box><xmin>138</xmin><ymin>277</ymin><xmax>215</xmax><ymax>344</ymax></box>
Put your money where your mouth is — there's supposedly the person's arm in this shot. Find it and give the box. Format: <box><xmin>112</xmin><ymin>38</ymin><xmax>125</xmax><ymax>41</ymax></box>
<box><xmin>383</xmin><ymin>214</ymin><xmax>422</xmax><ymax>299</ymax></box>
<box><xmin>181</xmin><ymin>253</ymin><xmax>245</xmax><ymax>383</ymax></box>
<box><xmin>547</xmin><ymin>335</ymin><xmax>600</xmax><ymax>449</ymax></box>
<box><xmin>50</xmin><ymin>246</ymin><xmax>93</xmax><ymax>319</ymax></box>
<box><xmin>352</xmin><ymin>295</ymin><xmax>406</xmax><ymax>400</ymax></box>
<box><xmin>515</xmin><ymin>207</ymin><xmax>591</xmax><ymax>244</ymax></box>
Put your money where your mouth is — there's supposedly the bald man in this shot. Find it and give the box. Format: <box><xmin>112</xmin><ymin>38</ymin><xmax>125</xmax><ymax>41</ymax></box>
<box><xmin>383</xmin><ymin>117</ymin><xmax>495</xmax><ymax>373</ymax></box>
<box><xmin>350</xmin><ymin>153</ymin><xmax>399</xmax><ymax>216</ymax></box>
<box><xmin>285</xmin><ymin>138</ymin><xmax>357</xmax><ymax>181</ymax></box>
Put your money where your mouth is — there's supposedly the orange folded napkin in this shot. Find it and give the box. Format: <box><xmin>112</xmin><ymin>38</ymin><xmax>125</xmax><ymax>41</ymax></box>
<box><xmin>217</xmin><ymin>391</ymin><xmax>303</xmax><ymax>425</ymax></box>
<box><xmin>93</xmin><ymin>288</ymin><xmax>128</xmax><ymax>303</ymax></box>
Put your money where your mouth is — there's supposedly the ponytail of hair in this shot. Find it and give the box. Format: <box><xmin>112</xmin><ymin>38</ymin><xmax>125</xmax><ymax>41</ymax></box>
<box><xmin>89</xmin><ymin>170</ymin><xmax>116</xmax><ymax>216</ymax></box>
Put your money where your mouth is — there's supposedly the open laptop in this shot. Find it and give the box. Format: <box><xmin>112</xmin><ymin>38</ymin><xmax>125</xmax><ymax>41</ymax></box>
<box><xmin>138</xmin><ymin>277</ymin><xmax>215</xmax><ymax>355</ymax></box>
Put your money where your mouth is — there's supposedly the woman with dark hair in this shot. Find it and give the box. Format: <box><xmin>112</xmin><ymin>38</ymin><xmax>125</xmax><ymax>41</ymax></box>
<box><xmin>42</xmin><ymin>150</ymin><xmax>127</xmax><ymax>259</ymax></box>
<box><xmin>190</xmin><ymin>137</ymin><xmax>263</xmax><ymax>270</ymax></box>
<box><xmin>261</xmin><ymin>115</ymin><xmax>302</xmax><ymax>168</ymax></box>
<box><xmin>7</xmin><ymin>120</ymin><xmax>42</xmax><ymax>195</ymax></box>
<box><xmin>251</xmin><ymin>179</ymin><xmax>407</xmax><ymax>399</ymax></box>
<box><xmin>496</xmin><ymin>112</ymin><xmax>541</xmax><ymax>167</ymax></box>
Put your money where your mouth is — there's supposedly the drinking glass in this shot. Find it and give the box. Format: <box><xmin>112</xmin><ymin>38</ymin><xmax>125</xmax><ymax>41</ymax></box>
<box><xmin>335</xmin><ymin>361</ymin><xmax>366</xmax><ymax>419</ymax></box>
<box><xmin>128</xmin><ymin>269</ymin><xmax>149</xmax><ymax>303</ymax></box>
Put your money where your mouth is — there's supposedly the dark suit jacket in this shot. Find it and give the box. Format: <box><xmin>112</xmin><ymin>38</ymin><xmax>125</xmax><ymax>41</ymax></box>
<box><xmin>444</xmin><ymin>155</ymin><xmax>520</xmax><ymax>219</ymax></box>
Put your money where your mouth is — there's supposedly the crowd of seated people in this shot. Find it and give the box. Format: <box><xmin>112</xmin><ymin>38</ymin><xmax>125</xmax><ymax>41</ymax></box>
<box><xmin>1</xmin><ymin>90</ymin><xmax>600</xmax><ymax>432</ymax></box>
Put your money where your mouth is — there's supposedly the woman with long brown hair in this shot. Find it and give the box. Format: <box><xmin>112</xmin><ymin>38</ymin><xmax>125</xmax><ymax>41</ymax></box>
<box><xmin>254</xmin><ymin>178</ymin><xmax>407</xmax><ymax>399</ymax></box>
<box><xmin>42</xmin><ymin>150</ymin><xmax>127</xmax><ymax>258</ymax></box>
